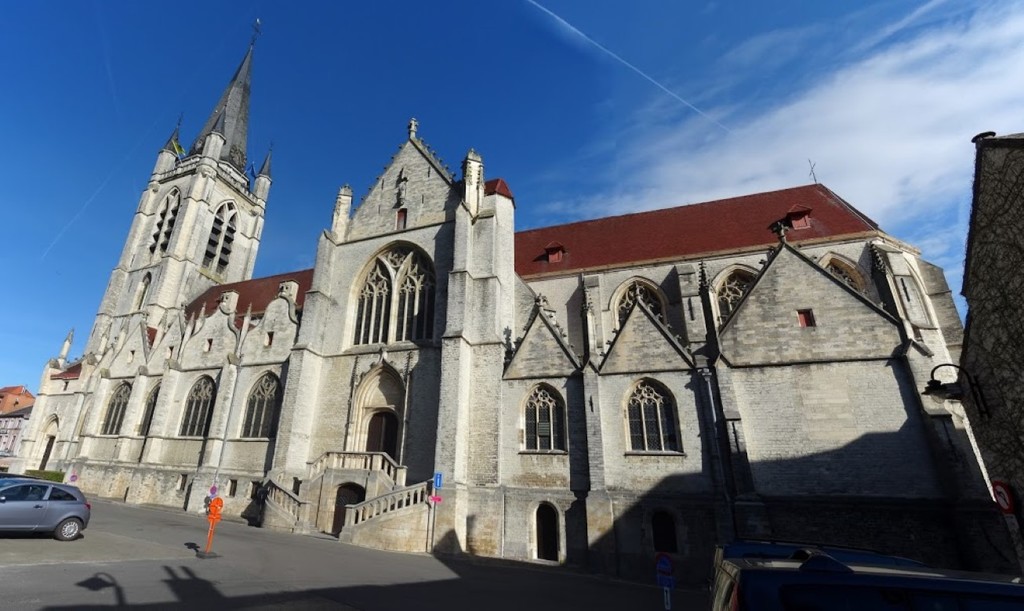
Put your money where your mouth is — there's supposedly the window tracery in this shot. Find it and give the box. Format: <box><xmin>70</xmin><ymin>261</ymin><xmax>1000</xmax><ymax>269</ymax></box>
<box><xmin>203</xmin><ymin>203</ymin><xmax>237</xmax><ymax>275</ymax></box>
<box><xmin>242</xmin><ymin>373</ymin><xmax>282</xmax><ymax>438</ymax></box>
<box><xmin>825</xmin><ymin>259</ymin><xmax>865</xmax><ymax>293</ymax></box>
<box><xmin>180</xmin><ymin>376</ymin><xmax>216</xmax><ymax>437</ymax></box>
<box><xmin>524</xmin><ymin>385</ymin><xmax>566</xmax><ymax>451</ymax></box>
<box><xmin>616</xmin><ymin>280</ymin><xmax>664</xmax><ymax>326</ymax></box>
<box><xmin>354</xmin><ymin>248</ymin><xmax>435</xmax><ymax>345</ymax></box>
<box><xmin>101</xmin><ymin>383</ymin><xmax>131</xmax><ymax>435</ymax></box>
<box><xmin>626</xmin><ymin>380</ymin><xmax>679</xmax><ymax>452</ymax></box>
<box><xmin>717</xmin><ymin>269</ymin><xmax>755</xmax><ymax>319</ymax></box>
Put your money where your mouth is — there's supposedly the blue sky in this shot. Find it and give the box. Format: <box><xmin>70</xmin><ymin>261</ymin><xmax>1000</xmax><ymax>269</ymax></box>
<box><xmin>2</xmin><ymin>0</ymin><xmax>1023</xmax><ymax>389</ymax></box>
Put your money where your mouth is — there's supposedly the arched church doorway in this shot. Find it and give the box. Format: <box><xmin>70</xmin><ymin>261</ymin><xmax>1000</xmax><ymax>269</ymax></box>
<box><xmin>536</xmin><ymin>503</ymin><xmax>559</xmax><ymax>561</ymax></box>
<box><xmin>332</xmin><ymin>483</ymin><xmax>366</xmax><ymax>535</ymax></box>
<box><xmin>365</xmin><ymin>411</ymin><xmax>399</xmax><ymax>460</ymax></box>
<box><xmin>354</xmin><ymin>366</ymin><xmax>405</xmax><ymax>463</ymax></box>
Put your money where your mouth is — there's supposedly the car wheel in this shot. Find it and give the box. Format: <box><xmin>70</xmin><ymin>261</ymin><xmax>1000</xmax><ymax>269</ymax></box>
<box><xmin>54</xmin><ymin>518</ymin><xmax>82</xmax><ymax>541</ymax></box>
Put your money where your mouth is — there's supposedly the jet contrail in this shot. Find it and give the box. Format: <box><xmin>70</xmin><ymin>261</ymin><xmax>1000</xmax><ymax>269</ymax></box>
<box><xmin>525</xmin><ymin>0</ymin><xmax>731</xmax><ymax>133</ymax></box>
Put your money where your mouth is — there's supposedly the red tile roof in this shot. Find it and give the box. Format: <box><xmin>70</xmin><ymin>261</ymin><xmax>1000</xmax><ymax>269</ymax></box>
<box><xmin>51</xmin><ymin>362</ymin><xmax>82</xmax><ymax>380</ymax></box>
<box><xmin>177</xmin><ymin>185</ymin><xmax>879</xmax><ymax>318</ymax></box>
<box><xmin>485</xmin><ymin>178</ymin><xmax>514</xmax><ymax>201</ymax></box>
<box><xmin>185</xmin><ymin>268</ymin><xmax>314</xmax><ymax>321</ymax></box>
<box><xmin>514</xmin><ymin>184</ymin><xmax>879</xmax><ymax>278</ymax></box>
<box><xmin>0</xmin><ymin>385</ymin><xmax>31</xmax><ymax>396</ymax></box>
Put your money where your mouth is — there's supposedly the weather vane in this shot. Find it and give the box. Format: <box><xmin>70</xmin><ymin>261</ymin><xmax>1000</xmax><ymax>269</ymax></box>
<box><xmin>808</xmin><ymin>159</ymin><xmax>818</xmax><ymax>183</ymax></box>
<box><xmin>251</xmin><ymin>18</ymin><xmax>262</xmax><ymax>46</ymax></box>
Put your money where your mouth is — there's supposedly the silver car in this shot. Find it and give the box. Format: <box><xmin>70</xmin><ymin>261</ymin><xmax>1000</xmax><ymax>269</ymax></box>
<box><xmin>0</xmin><ymin>479</ymin><xmax>91</xmax><ymax>540</ymax></box>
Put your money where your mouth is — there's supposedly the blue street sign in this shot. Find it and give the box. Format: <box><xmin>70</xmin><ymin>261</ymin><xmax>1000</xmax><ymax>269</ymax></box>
<box><xmin>657</xmin><ymin>574</ymin><xmax>675</xmax><ymax>589</ymax></box>
<box><xmin>655</xmin><ymin>552</ymin><xmax>673</xmax><ymax>575</ymax></box>
<box><xmin>433</xmin><ymin>472</ymin><xmax>443</xmax><ymax>490</ymax></box>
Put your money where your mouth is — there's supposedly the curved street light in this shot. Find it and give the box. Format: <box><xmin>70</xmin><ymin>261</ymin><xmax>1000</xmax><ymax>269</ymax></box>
<box><xmin>922</xmin><ymin>363</ymin><xmax>990</xmax><ymax>418</ymax></box>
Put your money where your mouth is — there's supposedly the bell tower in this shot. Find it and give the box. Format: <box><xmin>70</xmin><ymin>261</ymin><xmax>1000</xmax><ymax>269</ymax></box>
<box><xmin>84</xmin><ymin>42</ymin><xmax>273</xmax><ymax>356</ymax></box>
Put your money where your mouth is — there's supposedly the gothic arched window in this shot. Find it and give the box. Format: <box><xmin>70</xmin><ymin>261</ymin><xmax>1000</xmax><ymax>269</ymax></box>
<box><xmin>134</xmin><ymin>273</ymin><xmax>152</xmax><ymax>311</ymax></box>
<box><xmin>101</xmin><ymin>383</ymin><xmax>132</xmax><ymax>435</ymax></box>
<box><xmin>717</xmin><ymin>269</ymin><xmax>756</xmax><ymax>320</ymax></box>
<box><xmin>150</xmin><ymin>190</ymin><xmax>180</xmax><ymax>255</ymax></box>
<box><xmin>524</xmin><ymin>385</ymin><xmax>566</xmax><ymax>451</ymax></box>
<box><xmin>626</xmin><ymin>379</ymin><xmax>679</xmax><ymax>452</ymax></box>
<box><xmin>180</xmin><ymin>376</ymin><xmax>216</xmax><ymax>437</ymax></box>
<box><xmin>354</xmin><ymin>247</ymin><xmax>435</xmax><ymax>345</ymax></box>
<box><xmin>140</xmin><ymin>384</ymin><xmax>160</xmax><ymax>437</ymax></box>
<box><xmin>242</xmin><ymin>373</ymin><xmax>282</xmax><ymax>438</ymax></box>
<box><xmin>616</xmin><ymin>279</ymin><xmax>664</xmax><ymax>326</ymax></box>
<box><xmin>824</xmin><ymin>258</ymin><xmax>865</xmax><ymax>293</ymax></box>
<box><xmin>203</xmin><ymin>203</ymin><xmax>237</xmax><ymax>275</ymax></box>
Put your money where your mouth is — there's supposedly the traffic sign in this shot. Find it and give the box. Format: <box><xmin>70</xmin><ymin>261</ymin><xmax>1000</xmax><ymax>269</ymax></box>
<box><xmin>429</xmin><ymin>495</ymin><xmax>442</xmax><ymax>504</ymax></box>
<box><xmin>433</xmin><ymin>472</ymin><xmax>443</xmax><ymax>490</ymax></box>
<box><xmin>656</xmin><ymin>574</ymin><xmax>675</xmax><ymax>589</ymax></box>
<box><xmin>993</xmin><ymin>480</ymin><xmax>1016</xmax><ymax>515</ymax></box>
<box><xmin>210</xmin><ymin>485</ymin><xmax>218</xmax><ymax>497</ymax></box>
<box><xmin>655</xmin><ymin>552</ymin><xmax>674</xmax><ymax>576</ymax></box>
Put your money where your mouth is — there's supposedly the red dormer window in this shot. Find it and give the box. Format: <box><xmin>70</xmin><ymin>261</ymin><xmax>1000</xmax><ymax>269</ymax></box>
<box><xmin>544</xmin><ymin>241</ymin><xmax>565</xmax><ymax>263</ymax></box>
<box><xmin>786</xmin><ymin>206</ymin><xmax>812</xmax><ymax>230</ymax></box>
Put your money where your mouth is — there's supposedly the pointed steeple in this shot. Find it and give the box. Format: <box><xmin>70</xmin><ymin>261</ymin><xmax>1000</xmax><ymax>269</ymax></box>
<box><xmin>190</xmin><ymin>44</ymin><xmax>254</xmax><ymax>172</ymax></box>
<box><xmin>258</xmin><ymin>147</ymin><xmax>272</xmax><ymax>178</ymax></box>
<box><xmin>161</xmin><ymin>126</ymin><xmax>180</xmax><ymax>153</ymax></box>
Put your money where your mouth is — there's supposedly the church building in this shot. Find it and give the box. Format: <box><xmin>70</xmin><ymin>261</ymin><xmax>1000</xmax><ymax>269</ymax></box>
<box><xmin>14</xmin><ymin>44</ymin><xmax>1014</xmax><ymax>582</ymax></box>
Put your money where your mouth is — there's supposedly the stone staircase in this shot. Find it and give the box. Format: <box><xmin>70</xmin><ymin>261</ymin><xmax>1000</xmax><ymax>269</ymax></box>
<box><xmin>261</xmin><ymin>451</ymin><xmax>434</xmax><ymax>552</ymax></box>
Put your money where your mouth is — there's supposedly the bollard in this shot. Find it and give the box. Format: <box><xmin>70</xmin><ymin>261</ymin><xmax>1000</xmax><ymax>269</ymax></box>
<box><xmin>197</xmin><ymin>496</ymin><xmax>223</xmax><ymax>559</ymax></box>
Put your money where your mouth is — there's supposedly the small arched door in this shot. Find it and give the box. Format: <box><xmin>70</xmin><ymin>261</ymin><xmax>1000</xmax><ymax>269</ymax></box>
<box><xmin>332</xmin><ymin>484</ymin><xmax>366</xmax><ymax>535</ymax></box>
<box><xmin>365</xmin><ymin>411</ymin><xmax>399</xmax><ymax>461</ymax></box>
<box><xmin>536</xmin><ymin>503</ymin><xmax>559</xmax><ymax>561</ymax></box>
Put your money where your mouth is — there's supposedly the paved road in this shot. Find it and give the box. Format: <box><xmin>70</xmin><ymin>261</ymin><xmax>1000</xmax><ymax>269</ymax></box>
<box><xmin>0</xmin><ymin>499</ymin><xmax>710</xmax><ymax>610</ymax></box>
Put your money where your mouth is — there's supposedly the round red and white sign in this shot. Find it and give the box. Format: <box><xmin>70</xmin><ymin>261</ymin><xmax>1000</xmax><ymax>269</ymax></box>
<box><xmin>992</xmin><ymin>480</ymin><xmax>1015</xmax><ymax>515</ymax></box>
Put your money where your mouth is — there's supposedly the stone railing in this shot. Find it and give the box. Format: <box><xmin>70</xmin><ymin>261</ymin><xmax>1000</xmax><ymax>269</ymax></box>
<box><xmin>307</xmin><ymin>451</ymin><xmax>406</xmax><ymax>487</ymax></box>
<box><xmin>344</xmin><ymin>480</ymin><xmax>431</xmax><ymax>528</ymax></box>
<box><xmin>265</xmin><ymin>478</ymin><xmax>313</xmax><ymax>531</ymax></box>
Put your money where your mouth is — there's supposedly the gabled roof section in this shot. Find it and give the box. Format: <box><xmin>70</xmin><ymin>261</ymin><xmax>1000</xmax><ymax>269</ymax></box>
<box><xmin>515</xmin><ymin>184</ymin><xmax>879</xmax><ymax>278</ymax></box>
<box><xmin>718</xmin><ymin>240</ymin><xmax>901</xmax><ymax>367</ymax></box>
<box><xmin>185</xmin><ymin>268</ymin><xmax>314</xmax><ymax>320</ymax></box>
<box><xmin>504</xmin><ymin>300</ymin><xmax>581</xmax><ymax>379</ymax></box>
<box><xmin>406</xmin><ymin>121</ymin><xmax>454</xmax><ymax>184</ymax></box>
<box><xmin>189</xmin><ymin>44</ymin><xmax>253</xmax><ymax>172</ymax></box>
<box><xmin>599</xmin><ymin>301</ymin><xmax>692</xmax><ymax>374</ymax></box>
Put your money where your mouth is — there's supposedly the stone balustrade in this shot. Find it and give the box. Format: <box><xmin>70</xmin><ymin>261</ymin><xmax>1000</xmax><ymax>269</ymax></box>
<box><xmin>307</xmin><ymin>451</ymin><xmax>407</xmax><ymax>487</ymax></box>
<box><xmin>344</xmin><ymin>480</ymin><xmax>430</xmax><ymax>527</ymax></box>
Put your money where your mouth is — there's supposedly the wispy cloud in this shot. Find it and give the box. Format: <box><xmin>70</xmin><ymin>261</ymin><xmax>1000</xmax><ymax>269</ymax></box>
<box><xmin>524</xmin><ymin>0</ymin><xmax>731</xmax><ymax>133</ymax></box>
<box><xmin>719</xmin><ymin>24</ymin><xmax>825</xmax><ymax>70</ymax></box>
<box><xmin>539</xmin><ymin>2</ymin><xmax>1024</xmax><ymax>308</ymax></box>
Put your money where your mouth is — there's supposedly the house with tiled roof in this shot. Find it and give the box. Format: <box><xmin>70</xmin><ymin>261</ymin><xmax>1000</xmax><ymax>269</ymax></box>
<box><xmin>0</xmin><ymin>385</ymin><xmax>35</xmax><ymax>415</ymax></box>
<box><xmin>13</xmin><ymin>40</ymin><xmax>1013</xmax><ymax>581</ymax></box>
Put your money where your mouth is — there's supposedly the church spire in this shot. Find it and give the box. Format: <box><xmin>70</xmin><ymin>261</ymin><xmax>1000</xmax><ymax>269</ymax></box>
<box><xmin>190</xmin><ymin>44</ymin><xmax>254</xmax><ymax>172</ymax></box>
<box><xmin>258</xmin><ymin>146</ymin><xmax>272</xmax><ymax>178</ymax></box>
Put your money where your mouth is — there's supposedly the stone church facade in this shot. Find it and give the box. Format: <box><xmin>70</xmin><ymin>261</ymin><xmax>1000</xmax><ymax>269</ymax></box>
<box><xmin>14</xmin><ymin>46</ymin><xmax>1015</xmax><ymax>581</ymax></box>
